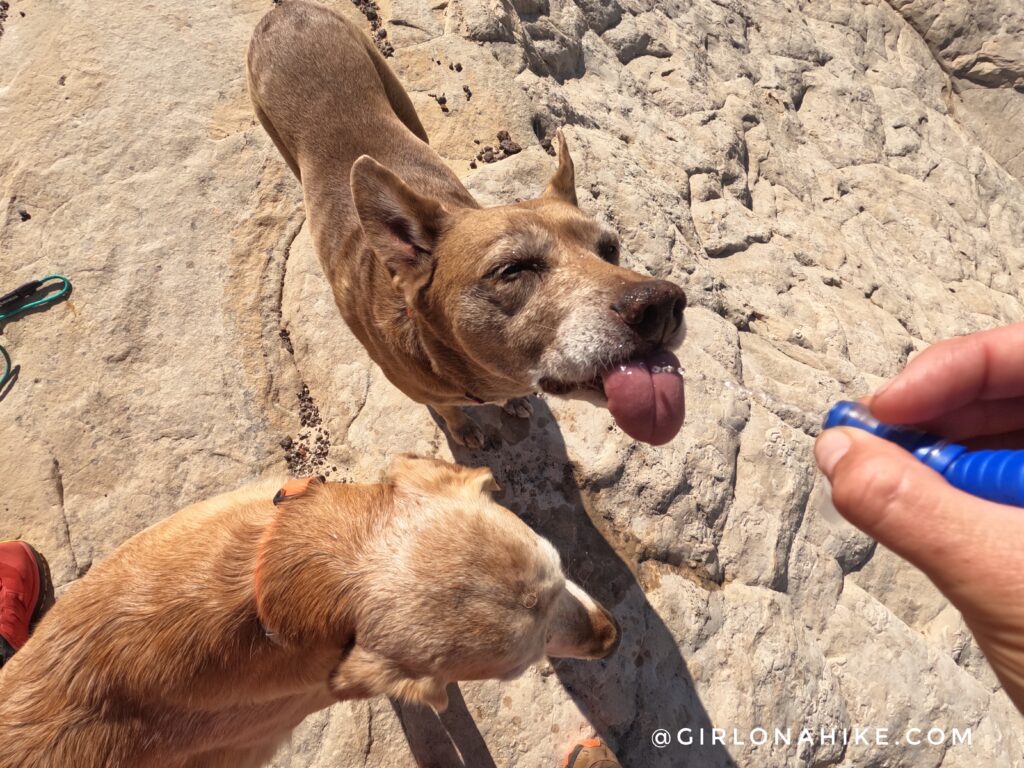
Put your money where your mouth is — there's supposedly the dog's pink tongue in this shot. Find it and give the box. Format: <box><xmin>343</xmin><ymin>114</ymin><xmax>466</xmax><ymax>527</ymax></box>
<box><xmin>601</xmin><ymin>351</ymin><xmax>685</xmax><ymax>445</ymax></box>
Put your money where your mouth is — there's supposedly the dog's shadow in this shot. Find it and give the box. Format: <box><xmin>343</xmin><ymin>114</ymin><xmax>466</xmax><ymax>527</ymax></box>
<box><xmin>392</xmin><ymin>686</ymin><xmax>497</xmax><ymax>768</ymax></box>
<box><xmin>392</xmin><ymin>399</ymin><xmax>737</xmax><ymax>767</ymax></box>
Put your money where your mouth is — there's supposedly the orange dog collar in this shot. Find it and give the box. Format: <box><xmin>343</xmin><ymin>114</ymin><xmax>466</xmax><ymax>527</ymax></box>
<box><xmin>256</xmin><ymin>476</ymin><xmax>321</xmax><ymax>637</ymax></box>
<box><xmin>272</xmin><ymin>476</ymin><xmax>318</xmax><ymax>505</ymax></box>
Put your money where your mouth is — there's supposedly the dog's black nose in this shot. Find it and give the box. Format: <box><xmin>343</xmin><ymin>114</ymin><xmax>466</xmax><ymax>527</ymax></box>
<box><xmin>612</xmin><ymin>280</ymin><xmax>686</xmax><ymax>345</ymax></box>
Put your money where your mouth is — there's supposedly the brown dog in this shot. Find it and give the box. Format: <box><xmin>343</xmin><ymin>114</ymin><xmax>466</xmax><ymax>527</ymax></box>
<box><xmin>0</xmin><ymin>456</ymin><xmax>618</xmax><ymax>767</ymax></box>
<box><xmin>247</xmin><ymin>1</ymin><xmax>687</xmax><ymax>447</ymax></box>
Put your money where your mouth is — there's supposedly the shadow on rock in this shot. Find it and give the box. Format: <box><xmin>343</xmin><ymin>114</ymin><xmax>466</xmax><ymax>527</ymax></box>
<box><xmin>392</xmin><ymin>685</ymin><xmax>497</xmax><ymax>768</ymax></box>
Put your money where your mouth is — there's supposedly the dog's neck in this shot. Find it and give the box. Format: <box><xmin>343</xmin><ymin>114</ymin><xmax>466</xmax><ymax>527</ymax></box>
<box><xmin>312</xmin><ymin>173</ymin><xmax>511</xmax><ymax>404</ymax></box>
<box><xmin>402</xmin><ymin>298</ymin><xmax>518</xmax><ymax>404</ymax></box>
<box><xmin>253</xmin><ymin>481</ymin><xmax>393</xmax><ymax>646</ymax></box>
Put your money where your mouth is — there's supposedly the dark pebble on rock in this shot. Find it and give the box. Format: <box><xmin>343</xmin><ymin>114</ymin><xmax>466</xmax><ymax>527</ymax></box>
<box><xmin>279</xmin><ymin>327</ymin><xmax>294</xmax><ymax>354</ymax></box>
<box><xmin>497</xmin><ymin>130</ymin><xmax>521</xmax><ymax>156</ymax></box>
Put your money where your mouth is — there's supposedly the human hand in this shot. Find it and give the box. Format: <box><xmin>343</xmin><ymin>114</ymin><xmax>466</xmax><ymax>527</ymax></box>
<box><xmin>815</xmin><ymin>322</ymin><xmax>1024</xmax><ymax>712</ymax></box>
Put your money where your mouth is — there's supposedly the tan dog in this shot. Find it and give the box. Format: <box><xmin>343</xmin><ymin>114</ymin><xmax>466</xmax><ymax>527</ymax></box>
<box><xmin>0</xmin><ymin>457</ymin><xmax>618</xmax><ymax>767</ymax></box>
<box><xmin>247</xmin><ymin>1</ymin><xmax>687</xmax><ymax>447</ymax></box>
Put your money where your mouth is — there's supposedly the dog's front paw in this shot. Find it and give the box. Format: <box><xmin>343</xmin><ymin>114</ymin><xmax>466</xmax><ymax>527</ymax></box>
<box><xmin>434</xmin><ymin>405</ymin><xmax>489</xmax><ymax>449</ymax></box>
<box><xmin>450</xmin><ymin>418</ymin><xmax>487</xmax><ymax>450</ymax></box>
<box><xmin>502</xmin><ymin>397</ymin><xmax>534</xmax><ymax>419</ymax></box>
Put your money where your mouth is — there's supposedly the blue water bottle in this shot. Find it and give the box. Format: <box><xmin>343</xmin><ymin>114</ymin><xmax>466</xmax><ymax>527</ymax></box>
<box><xmin>824</xmin><ymin>401</ymin><xmax>1024</xmax><ymax>508</ymax></box>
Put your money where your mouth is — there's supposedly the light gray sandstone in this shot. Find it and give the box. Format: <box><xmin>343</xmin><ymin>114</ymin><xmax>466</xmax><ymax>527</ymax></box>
<box><xmin>1</xmin><ymin>0</ymin><xmax>1023</xmax><ymax>765</ymax></box>
<box><xmin>887</xmin><ymin>0</ymin><xmax>1024</xmax><ymax>180</ymax></box>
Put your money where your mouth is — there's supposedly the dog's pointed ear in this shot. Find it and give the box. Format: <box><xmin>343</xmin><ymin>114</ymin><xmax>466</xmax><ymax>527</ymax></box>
<box><xmin>383</xmin><ymin>452</ymin><xmax>434</xmax><ymax>488</ymax></box>
<box><xmin>331</xmin><ymin>645</ymin><xmax>450</xmax><ymax>712</ymax></box>
<box><xmin>463</xmin><ymin>466</ymin><xmax>500</xmax><ymax>495</ymax></box>
<box><xmin>351</xmin><ymin>155</ymin><xmax>450</xmax><ymax>298</ymax></box>
<box><xmin>385</xmin><ymin>454</ymin><xmax>500</xmax><ymax>498</ymax></box>
<box><xmin>542</xmin><ymin>129</ymin><xmax>577</xmax><ymax>206</ymax></box>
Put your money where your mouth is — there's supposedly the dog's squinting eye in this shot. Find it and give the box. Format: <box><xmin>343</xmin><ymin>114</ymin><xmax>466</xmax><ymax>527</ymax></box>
<box><xmin>597</xmin><ymin>237</ymin><xmax>620</xmax><ymax>264</ymax></box>
<box><xmin>491</xmin><ymin>259</ymin><xmax>543</xmax><ymax>281</ymax></box>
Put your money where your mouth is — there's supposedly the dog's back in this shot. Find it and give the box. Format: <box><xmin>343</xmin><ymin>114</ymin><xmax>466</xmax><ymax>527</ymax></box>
<box><xmin>247</xmin><ymin>1</ymin><xmax>424</xmax><ymax>175</ymax></box>
<box><xmin>0</xmin><ymin>480</ymin><xmax>337</xmax><ymax>768</ymax></box>
<box><xmin>247</xmin><ymin>2</ymin><xmax>471</xmax><ymax>229</ymax></box>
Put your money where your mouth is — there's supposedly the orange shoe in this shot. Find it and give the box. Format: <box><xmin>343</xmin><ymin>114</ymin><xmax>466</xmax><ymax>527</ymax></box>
<box><xmin>0</xmin><ymin>541</ymin><xmax>53</xmax><ymax>665</ymax></box>
<box><xmin>562</xmin><ymin>737</ymin><xmax>622</xmax><ymax>768</ymax></box>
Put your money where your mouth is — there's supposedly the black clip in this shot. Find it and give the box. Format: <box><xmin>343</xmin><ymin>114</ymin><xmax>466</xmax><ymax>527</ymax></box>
<box><xmin>0</xmin><ymin>280</ymin><xmax>44</xmax><ymax>309</ymax></box>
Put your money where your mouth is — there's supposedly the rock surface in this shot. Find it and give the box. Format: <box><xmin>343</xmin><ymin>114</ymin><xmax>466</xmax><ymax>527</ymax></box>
<box><xmin>887</xmin><ymin>0</ymin><xmax>1024</xmax><ymax>182</ymax></box>
<box><xmin>2</xmin><ymin>0</ymin><xmax>1023</xmax><ymax>765</ymax></box>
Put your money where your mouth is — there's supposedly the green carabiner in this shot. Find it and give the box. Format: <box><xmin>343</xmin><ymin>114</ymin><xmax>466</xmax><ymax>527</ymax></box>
<box><xmin>0</xmin><ymin>274</ymin><xmax>73</xmax><ymax>392</ymax></box>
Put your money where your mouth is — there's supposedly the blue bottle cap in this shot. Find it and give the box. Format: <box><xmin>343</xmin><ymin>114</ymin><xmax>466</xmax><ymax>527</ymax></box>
<box><xmin>824</xmin><ymin>400</ymin><xmax>1024</xmax><ymax>508</ymax></box>
<box><xmin>823</xmin><ymin>401</ymin><xmax>965</xmax><ymax>474</ymax></box>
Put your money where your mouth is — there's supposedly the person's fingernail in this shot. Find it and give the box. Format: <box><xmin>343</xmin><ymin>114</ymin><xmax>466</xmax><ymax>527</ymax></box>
<box><xmin>873</xmin><ymin>376</ymin><xmax>895</xmax><ymax>398</ymax></box>
<box><xmin>815</xmin><ymin>429</ymin><xmax>852</xmax><ymax>477</ymax></box>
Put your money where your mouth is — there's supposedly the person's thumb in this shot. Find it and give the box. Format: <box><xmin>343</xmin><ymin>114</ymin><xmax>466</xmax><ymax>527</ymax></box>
<box><xmin>814</xmin><ymin>427</ymin><xmax>1020</xmax><ymax>598</ymax></box>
